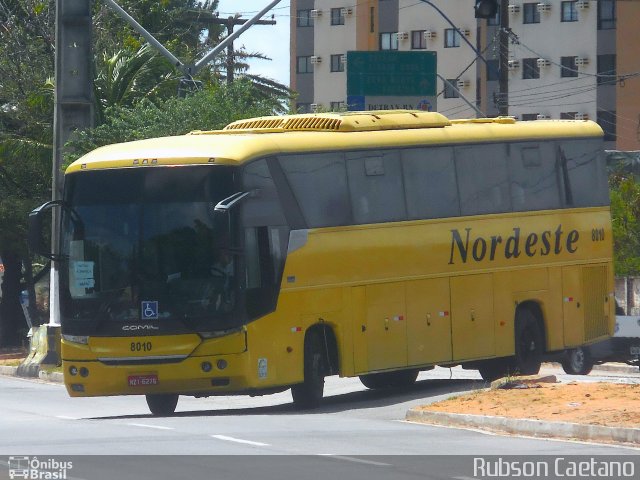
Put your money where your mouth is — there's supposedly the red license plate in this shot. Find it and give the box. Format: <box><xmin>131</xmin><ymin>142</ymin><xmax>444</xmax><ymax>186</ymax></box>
<box><xmin>128</xmin><ymin>375</ymin><xmax>158</xmax><ymax>387</ymax></box>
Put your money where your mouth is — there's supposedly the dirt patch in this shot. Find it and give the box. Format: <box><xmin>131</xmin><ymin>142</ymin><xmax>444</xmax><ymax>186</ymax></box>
<box><xmin>419</xmin><ymin>381</ymin><xmax>640</xmax><ymax>429</ymax></box>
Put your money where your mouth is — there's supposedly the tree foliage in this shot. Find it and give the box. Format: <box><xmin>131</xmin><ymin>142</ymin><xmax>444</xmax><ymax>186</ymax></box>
<box><xmin>609</xmin><ymin>172</ymin><xmax>640</xmax><ymax>276</ymax></box>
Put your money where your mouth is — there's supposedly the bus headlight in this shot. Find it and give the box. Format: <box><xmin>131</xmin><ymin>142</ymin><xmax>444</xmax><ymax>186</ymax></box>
<box><xmin>62</xmin><ymin>335</ymin><xmax>89</xmax><ymax>345</ymax></box>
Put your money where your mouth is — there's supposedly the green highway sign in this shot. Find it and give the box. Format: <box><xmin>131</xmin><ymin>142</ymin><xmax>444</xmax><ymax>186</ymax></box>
<box><xmin>347</xmin><ymin>51</ymin><xmax>437</xmax><ymax>97</ymax></box>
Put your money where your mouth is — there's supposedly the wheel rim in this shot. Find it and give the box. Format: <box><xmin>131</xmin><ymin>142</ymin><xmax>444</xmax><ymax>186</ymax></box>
<box><xmin>570</xmin><ymin>348</ymin><xmax>585</xmax><ymax>371</ymax></box>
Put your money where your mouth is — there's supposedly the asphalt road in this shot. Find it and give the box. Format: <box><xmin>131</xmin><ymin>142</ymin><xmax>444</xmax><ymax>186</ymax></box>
<box><xmin>0</xmin><ymin>366</ymin><xmax>638</xmax><ymax>480</ymax></box>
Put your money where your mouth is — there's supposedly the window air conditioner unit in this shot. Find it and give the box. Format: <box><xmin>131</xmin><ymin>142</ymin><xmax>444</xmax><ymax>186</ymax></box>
<box><xmin>536</xmin><ymin>114</ymin><xmax>550</xmax><ymax>120</ymax></box>
<box><xmin>340</xmin><ymin>55</ymin><xmax>347</xmax><ymax>64</ymax></box>
<box><xmin>536</xmin><ymin>58</ymin><xmax>551</xmax><ymax>67</ymax></box>
<box><xmin>457</xmin><ymin>79</ymin><xmax>470</xmax><ymax>88</ymax></box>
<box><xmin>340</xmin><ymin>7</ymin><xmax>353</xmax><ymax>16</ymax></box>
<box><xmin>310</xmin><ymin>56</ymin><xmax>322</xmax><ymax>64</ymax></box>
<box><xmin>576</xmin><ymin>0</ymin><xmax>589</xmax><ymax>10</ymax></box>
<box><xmin>575</xmin><ymin>113</ymin><xmax>589</xmax><ymax>120</ymax></box>
<box><xmin>508</xmin><ymin>4</ymin><xmax>520</xmax><ymax>14</ymax></box>
<box><xmin>395</xmin><ymin>32</ymin><xmax>409</xmax><ymax>41</ymax></box>
<box><xmin>574</xmin><ymin>56</ymin><xmax>589</xmax><ymax>66</ymax></box>
<box><xmin>460</xmin><ymin>29</ymin><xmax>471</xmax><ymax>37</ymax></box>
<box><xmin>310</xmin><ymin>9</ymin><xmax>322</xmax><ymax>18</ymax></box>
<box><xmin>537</xmin><ymin>2</ymin><xmax>551</xmax><ymax>13</ymax></box>
<box><xmin>423</xmin><ymin>30</ymin><xmax>437</xmax><ymax>40</ymax></box>
<box><xmin>508</xmin><ymin>59</ymin><xmax>520</xmax><ymax>70</ymax></box>
<box><xmin>310</xmin><ymin>103</ymin><xmax>320</xmax><ymax>111</ymax></box>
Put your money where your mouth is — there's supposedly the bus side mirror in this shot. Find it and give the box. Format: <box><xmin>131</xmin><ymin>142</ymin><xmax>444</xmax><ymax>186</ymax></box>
<box><xmin>28</xmin><ymin>200</ymin><xmax>63</xmax><ymax>260</ymax></box>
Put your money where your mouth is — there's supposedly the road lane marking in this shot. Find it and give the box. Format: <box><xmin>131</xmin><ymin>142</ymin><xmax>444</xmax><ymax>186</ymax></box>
<box><xmin>127</xmin><ymin>423</ymin><xmax>175</xmax><ymax>430</ymax></box>
<box><xmin>211</xmin><ymin>434</ymin><xmax>270</xmax><ymax>447</ymax></box>
<box><xmin>453</xmin><ymin>477</ymin><xmax>478</xmax><ymax>480</ymax></box>
<box><xmin>317</xmin><ymin>454</ymin><xmax>391</xmax><ymax>467</ymax></box>
<box><xmin>56</xmin><ymin>415</ymin><xmax>80</xmax><ymax>420</ymax></box>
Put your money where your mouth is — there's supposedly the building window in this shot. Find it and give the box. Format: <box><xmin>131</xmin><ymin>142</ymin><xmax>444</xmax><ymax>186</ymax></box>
<box><xmin>296</xmin><ymin>56</ymin><xmax>313</xmax><ymax>74</ymax></box>
<box><xmin>597</xmin><ymin>54</ymin><xmax>616</xmax><ymax>85</ymax></box>
<box><xmin>444</xmin><ymin>79</ymin><xmax>459</xmax><ymax>98</ymax></box>
<box><xmin>486</xmin><ymin>59</ymin><xmax>499</xmax><ymax>81</ymax></box>
<box><xmin>560</xmin><ymin>112</ymin><xmax>577</xmax><ymax>120</ymax></box>
<box><xmin>330</xmin><ymin>101</ymin><xmax>345</xmax><ymax>112</ymax></box>
<box><xmin>598</xmin><ymin>0</ymin><xmax>616</xmax><ymax>30</ymax></box>
<box><xmin>380</xmin><ymin>32</ymin><xmax>398</xmax><ymax>50</ymax></box>
<box><xmin>523</xmin><ymin>3</ymin><xmax>540</xmax><ymax>24</ymax></box>
<box><xmin>521</xmin><ymin>113</ymin><xmax>539</xmax><ymax>121</ymax></box>
<box><xmin>561</xmin><ymin>1</ymin><xmax>578</xmax><ymax>22</ymax></box>
<box><xmin>488</xmin><ymin>7</ymin><xmax>500</xmax><ymax>26</ymax></box>
<box><xmin>560</xmin><ymin>56</ymin><xmax>578</xmax><ymax>78</ymax></box>
<box><xmin>330</xmin><ymin>54</ymin><xmax>345</xmax><ymax>72</ymax></box>
<box><xmin>597</xmin><ymin>110</ymin><xmax>616</xmax><ymax>141</ymax></box>
<box><xmin>297</xmin><ymin>9</ymin><xmax>314</xmax><ymax>27</ymax></box>
<box><xmin>522</xmin><ymin>58</ymin><xmax>539</xmax><ymax>79</ymax></box>
<box><xmin>444</xmin><ymin>29</ymin><xmax>461</xmax><ymax>48</ymax></box>
<box><xmin>411</xmin><ymin>30</ymin><xmax>427</xmax><ymax>49</ymax></box>
<box><xmin>331</xmin><ymin>8</ymin><xmax>345</xmax><ymax>25</ymax></box>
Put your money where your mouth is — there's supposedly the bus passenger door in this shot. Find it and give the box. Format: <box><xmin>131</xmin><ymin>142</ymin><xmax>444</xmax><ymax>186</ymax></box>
<box><xmin>450</xmin><ymin>274</ymin><xmax>495</xmax><ymax>360</ymax></box>
<box><xmin>406</xmin><ymin>278</ymin><xmax>452</xmax><ymax>365</ymax></box>
<box><xmin>364</xmin><ymin>283</ymin><xmax>407</xmax><ymax>371</ymax></box>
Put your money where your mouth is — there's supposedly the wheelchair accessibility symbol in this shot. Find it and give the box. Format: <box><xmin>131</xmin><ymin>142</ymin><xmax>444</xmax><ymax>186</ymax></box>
<box><xmin>141</xmin><ymin>301</ymin><xmax>159</xmax><ymax>320</ymax></box>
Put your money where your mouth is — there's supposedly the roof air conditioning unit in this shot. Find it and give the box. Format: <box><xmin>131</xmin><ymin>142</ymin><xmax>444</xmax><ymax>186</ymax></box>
<box><xmin>310</xmin><ymin>56</ymin><xmax>322</xmax><ymax>64</ymax></box>
<box><xmin>340</xmin><ymin>7</ymin><xmax>353</xmax><ymax>16</ymax></box>
<box><xmin>537</xmin><ymin>58</ymin><xmax>551</xmax><ymax>67</ymax></box>
<box><xmin>537</xmin><ymin>2</ymin><xmax>552</xmax><ymax>13</ymax></box>
<box><xmin>395</xmin><ymin>32</ymin><xmax>409</xmax><ymax>41</ymax></box>
<box><xmin>508</xmin><ymin>59</ymin><xmax>520</xmax><ymax>70</ymax></box>
<box><xmin>536</xmin><ymin>114</ymin><xmax>550</xmax><ymax>120</ymax></box>
<box><xmin>576</xmin><ymin>0</ymin><xmax>589</xmax><ymax>10</ymax></box>
<box><xmin>574</xmin><ymin>56</ymin><xmax>589</xmax><ymax>66</ymax></box>
<box><xmin>574</xmin><ymin>113</ymin><xmax>589</xmax><ymax>120</ymax></box>
<box><xmin>310</xmin><ymin>9</ymin><xmax>322</xmax><ymax>18</ymax></box>
<box><xmin>423</xmin><ymin>30</ymin><xmax>437</xmax><ymax>39</ymax></box>
<box><xmin>457</xmin><ymin>79</ymin><xmax>470</xmax><ymax>88</ymax></box>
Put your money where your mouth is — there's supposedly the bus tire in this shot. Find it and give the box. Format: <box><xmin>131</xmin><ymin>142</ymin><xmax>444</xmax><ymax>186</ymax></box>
<box><xmin>359</xmin><ymin>369</ymin><xmax>418</xmax><ymax>389</ymax></box>
<box><xmin>561</xmin><ymin>347</ymin><xmax>593</xmax><ymax>375</ymax></box>
<box><xmin>291</xmin><ymin>330</ymin><xmax>325</xmax><ymax>409</ymax></box>
<box><xmin>146</xmin><ymin>394</ymin><xmax>179</xmax><ymax>416</ymax></box>
<box><xmin>514</xmin><ymin>309</ymin><xmax>544</xmax><ymax>375</ymax></box>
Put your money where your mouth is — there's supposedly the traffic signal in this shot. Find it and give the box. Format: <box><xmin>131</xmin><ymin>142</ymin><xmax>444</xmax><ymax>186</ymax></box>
<box><xmin>474</xmin><ymin>0</ymin><xmax>499</xmax><ymax>19</ymax></box>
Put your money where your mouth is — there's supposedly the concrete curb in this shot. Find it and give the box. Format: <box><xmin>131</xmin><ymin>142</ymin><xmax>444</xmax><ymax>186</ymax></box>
<box><xmin>0</xmin><ymin>365</ymin><xmax>18</xmax><ymax>376</ymax></box>
<box><xmin>38</xmin><ymin>370</ymin><xmax>64</xmax><ymax>383</ymax></box>
<box><xmin>546</xmin><ymin>362</ymin><xmax>639</xmax><ymax>375</ymax></box>
<box><xmin>406</xmin><ymin>409</ymin><xmax>640</xmax><ymax>445</ymax></box>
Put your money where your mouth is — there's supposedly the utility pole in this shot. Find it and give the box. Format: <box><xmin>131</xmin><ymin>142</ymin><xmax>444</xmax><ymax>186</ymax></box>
<box><xmin>202</xmin><ymin>14</ymin><xmax>276</xmax><ymax>84</ymax></box>
<box><xmin>498</xmin><ymin>0</ymin><xmax>509</xmax><ymax>115</ymax></box>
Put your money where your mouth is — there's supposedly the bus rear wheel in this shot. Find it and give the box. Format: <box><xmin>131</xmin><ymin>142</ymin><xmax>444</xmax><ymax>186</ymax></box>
<box><xmin>359</xmin><ymin>369</ymin><xmax>418</xmax><ymax>389</ymax></box>
<box><xmin>514</xmin><ymin>309</ymin><xmax>544</xmax><ymax>375</ymax></box>
<box><xmin>477</xmin><ymin>359</ymin><xmax>510</xmax><ymax>382</ymax></box>
<box><xmin>146</xmin><ymin>394</ymin><xmax>179</xmax><ymax>416</ymax></box>
<box><xmin>291</xmin><ymin>331</ymin><xmax>325</xmax><ymax>409</ymax></box>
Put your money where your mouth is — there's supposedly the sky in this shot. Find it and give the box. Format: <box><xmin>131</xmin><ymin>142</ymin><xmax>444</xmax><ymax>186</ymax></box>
<box><xmin>216</xmin><ymin>1</ymin><xmax>291</xmax><ymax>86</ymax></box>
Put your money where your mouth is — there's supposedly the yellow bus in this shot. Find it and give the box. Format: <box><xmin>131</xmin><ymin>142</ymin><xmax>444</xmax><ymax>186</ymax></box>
<box><xmin>29</xmin><ymin>111</ymin><xmax>614</xmax><ymax>415</ymax></box>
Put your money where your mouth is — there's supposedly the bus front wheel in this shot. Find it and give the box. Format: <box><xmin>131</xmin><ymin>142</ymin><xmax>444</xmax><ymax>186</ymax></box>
<box><xmin>514</xmin><ymin>309</ymin><xmax>544</xmax><ymax>375</ymax></box>
<box><xmin>291</xmin><ymin>331</ymin><xmax>325</xmax><ymax>409</ymax></box>
<box><xmin>146</xmin><ymin>394</ymin><xmax>179</xmax><ymax>416</ymax></box>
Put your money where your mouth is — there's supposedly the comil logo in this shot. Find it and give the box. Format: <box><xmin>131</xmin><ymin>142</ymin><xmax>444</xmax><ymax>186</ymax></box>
<box><xmin>8</xmin><ymin>457</ymin><xmax>73</xmax><ymax>480</ymax></box>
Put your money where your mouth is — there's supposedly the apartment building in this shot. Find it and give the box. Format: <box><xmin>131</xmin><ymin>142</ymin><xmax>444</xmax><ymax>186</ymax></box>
<box><xmin>291</xmin><ymin>0</ymin><xmax>634</xmax><ymax>150</ymax></box>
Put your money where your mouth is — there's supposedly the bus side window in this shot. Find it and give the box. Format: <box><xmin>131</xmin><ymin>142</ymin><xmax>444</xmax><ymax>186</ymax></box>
<box><xmin>455</xmin><ymin>144</ymin><xmax>511</xmax><ymax>215</ymax></box>
<box><xmin>509</xmin><ymin>142</ymin><xmax>561</xmax><ymax>212</ymax></box>
<box><xmin>559</xmin><ymin>139</ymin><xmax>609</xmax><ymax>207</ymax></box>
<box><xmin>402</xmin><ymin>147</ymin><xmax>459</xmax><ymax>219</ymax></box>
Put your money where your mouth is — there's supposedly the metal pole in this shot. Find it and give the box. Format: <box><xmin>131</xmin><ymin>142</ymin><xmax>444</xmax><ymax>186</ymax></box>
<box><xmin>193</xmin><ymin>0</ymin><xmax>282</xmax><ymax>74</ymax></box>
<box><xmin>102</xmin><ymin>0</ymin><xmax>186</xmax><ymax>72</ymax></box>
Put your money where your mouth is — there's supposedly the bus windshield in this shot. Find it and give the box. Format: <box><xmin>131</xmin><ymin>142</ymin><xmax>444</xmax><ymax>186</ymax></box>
<box><xmin>60</xmin><ymin>165</ymin><xmax>242</xmax><ymax>335</ymax></box>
